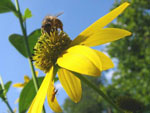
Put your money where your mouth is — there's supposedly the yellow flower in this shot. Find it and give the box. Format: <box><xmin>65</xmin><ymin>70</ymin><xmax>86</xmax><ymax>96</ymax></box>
<box><xmin>28</xmin><ymin>2</ymin><xmax>131</xmax><ymax>113</ymax></box>
<box><xmin>13</xmin><ymin>72</ymin><xmax>39</xmax><ymax>103</ymax></box>
<box><xmin>13</xmin><ymin>71</ymin><xmax>38</xmax><ymax>88</ymax></box>
<box><xmin>13</xmin><ymin>76</ymin><xmax>30</xmax><ymax>88</ymax></box>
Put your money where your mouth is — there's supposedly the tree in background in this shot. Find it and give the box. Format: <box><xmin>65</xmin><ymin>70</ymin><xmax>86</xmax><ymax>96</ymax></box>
<box><xmin>106</xmin><ymin>0</ymin><xmax>150</xmax><ymax>112</ymax></box>
<box><xmin>62</xmin><ymin>77</ymin><xmax>107</xmax><ymax>113</ymax></box>
<box><xmin>62</xmin><ymin>0</ymin><xmax>150</xmax><ymax>113</ymax></box>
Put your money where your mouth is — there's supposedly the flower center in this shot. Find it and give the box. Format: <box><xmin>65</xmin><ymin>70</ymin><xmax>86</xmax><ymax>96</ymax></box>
<box><xmin>32</xmin><ymin>31</ymin><xmax>72</xmax><ymax>73</ymax></box>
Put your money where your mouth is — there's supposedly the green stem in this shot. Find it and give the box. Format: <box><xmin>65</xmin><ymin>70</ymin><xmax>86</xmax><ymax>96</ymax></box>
<box><xmin>0</xmin><ymin>76</ymin><xmax>14</xmax><ymax>113</ymax></box>
<box><xmin>74</xmin><ymin>73</ymin><xmax>124</xmax><ymax>113</ymax></box>
<box><xmin>4</xmin><ymin>99</ymin><xmax>14</xmax><ymax>113</ymax></box>
<box><xmin>0</xmin><ymin>75</ymin><xmax>6</xmax><ymax>97</ymax></box>
<box><xmin>14</xmin><ymin>0</ymin><xmax>45</xmax><ymax>112</ymax></box>
<box><xmin>15</xmin><ymin>0</ymin><xmax>38</xmax><ymax>92</ymax></box>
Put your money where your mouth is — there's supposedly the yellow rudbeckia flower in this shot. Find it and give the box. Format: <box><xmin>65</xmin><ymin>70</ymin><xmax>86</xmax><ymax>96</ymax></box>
<box><xmin>13</xmin><ymin>72</ymin><xmax>38</xmax><ymax>104</ymax></box>
<box><xmin>28</xmin><ymin>2</ymin><xmax>131</xmax><ymax>113</ymax></box>
<box><xmin>13</xmin><ymin>76</ymin><xmax>30</xmax><ymax>88</ymax></box>
<box><xmin>13</xmin><ymin>71</ymin><xmax>38</xmax><ymax>88</ymax></box>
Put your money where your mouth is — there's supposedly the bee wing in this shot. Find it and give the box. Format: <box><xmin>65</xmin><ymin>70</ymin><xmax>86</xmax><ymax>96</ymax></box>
<box><xmin>46</xmin><ymin>13</ymin><xmax>53</xmax><ymax>16</ymax></box>
<box><xmin>55</xmin><ymin>12</ymin><xmax>64</xmax><ymax>17</ymax></box>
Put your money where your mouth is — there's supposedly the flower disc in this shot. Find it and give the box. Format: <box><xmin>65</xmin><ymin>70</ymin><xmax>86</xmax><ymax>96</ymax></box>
<box><xmin>33</xmin><ymin>31</ymin><xmax>72</xmax><ymax>73</ymax></box>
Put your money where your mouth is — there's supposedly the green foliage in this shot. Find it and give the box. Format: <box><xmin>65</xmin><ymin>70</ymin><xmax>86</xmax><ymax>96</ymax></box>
<box><xmin>0</xmin><ymin>88</ymin><xmax>3</xmax><ymax>95</ymax></box>
<box><xmin>28</xmin><ymin>29</ymin><xmax>41</xmax><ymax>56</ymax></box>
<box><xmin>106</xmin><ymin>0</ymin><xmax>150</xmax><ymax>112</ymax></box>
<box><xmin>0</xmin><ymin>81</ymin><xmax>12</xmax><ymax>100</ymax></box>
<box><xmin>63</xmin><ymin>0</ymin><xmax>150</xmax><ymax>113</ymax></box>
<box><xmin>23</xmin><ymin>8</ymin><xmax>32</xmax><ymax>22</ymax></box>
<box><xmin>9</xmin><ymin>34</ymin><xmax>26</xmax><ymax>57</ymax></box>
<box><xmin>19</xmin><ymin>76</ymin><xmax>58</xmax><ymax>113</ymax></box>
<box><xmin>116</xmin><ymin>96</ymin><xmax>145</xmax><ymax>113</ymax></box>
<box><xmin>0</xmin><ymin>84</ymin><xmax>4</xmax><ymax>98</ymax></box>
<box><xmin>0</xmin><ymin>0</ymin><xmax>45</xmax><ymax>112</ymax></box>
<box><xmin>63</xmin><ymin>77</ymin><xmax>108</xmax><ymax>113</ymax></box>
<box><xmin>0</xmin><ymin>0</ymin><xmax>17</xmax><ymax>14</ymax></box>
<box><xmin>9</xmin><ymin>29</ymin><xmax>41</xmax><ymax>58</ymax></box>
<box><xmin>19</xmin><ymin>77</ymin><xmax>44</xmax><ymax>113</ymax></box>
<box><xmin>4</xmin><ymin>81</ymin><xmax>12</xmax><ymax>95</ymax></box>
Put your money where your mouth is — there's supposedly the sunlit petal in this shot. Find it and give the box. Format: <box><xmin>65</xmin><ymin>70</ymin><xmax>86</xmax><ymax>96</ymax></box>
<box><xmin>58</xmin><ymin>68</ymin><xmax>82</xmax><ymax>103</ymax></box>
<box><xmin>35</xmin><ymin>71</ymin><xmax>39</xmax><ymax>77</ymax></box>
<box><xmin>24</xmin><ymin>75</ymin><xmax>30</xmax><ymax>83</ymax></box>
<box><xmin>94</xmin><ymin>50</ymin><xmax>114</xmax><ymax>70</ymax></box>
<box><xmin>57</xmin><ymin>45</ymin><xmax>102</xmax><ymax>76</ymax></box>
<box><xmin>13</xmin><ymin>83</ymin><xmax>25</xmax><ymax>88</ymax></box>
<box><xmin>28</xmin><ymin>66</ymin><xmax>54</xmax><ymax>113</ymax></box>
<box><xmin>71</xmin><ymin>2</ymin><xmax>130</xmax><ymax>46</ymax></box>
<box><xmin>47</xmin><ymin>81</ymin><xmax>62</xmax><ymax>112</ymax></box>
<box><xmin>15</xmin><ymin>98</ymin><xmax>19</xmax><ymax>104</ymax></box>
<box><xmin>72</xmin><ymin>28</ymin><xmax>131</xmax><ymax>47</ymax></box>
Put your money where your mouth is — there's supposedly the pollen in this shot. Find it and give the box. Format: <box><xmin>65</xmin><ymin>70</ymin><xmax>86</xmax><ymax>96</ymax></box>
<box><xmin>32</xmin><ymin>31</ymin><xmax>72</xmax><ymax>73</ymax></box>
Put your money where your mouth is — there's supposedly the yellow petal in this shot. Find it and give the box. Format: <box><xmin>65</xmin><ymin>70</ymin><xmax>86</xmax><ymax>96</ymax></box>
<box><xmin>47</xmin><ymin>81</ymin><xmax>62</xmax><ymax>112</ymax></box>
<box><xmin>13</xmin><ymin>108</ymin><xmax>17</xmax><ymax>113</ymax></box>
<box><xmin>58</xmin><ymin>68</ymin><xmax>82</xmax><ymax>103</ymax></box>
<box><xmin>15</xmin><ymin>98</ymin><xmax>19</xmax><ymax>104</ymax></box>
<box><xmin>94</xmin><ymin>50</ymin><xmax>114</xmax><ymax>70</ymax></box>
<box><xmin>71</xmin><ymin>2</ymin><xmax>130</xmax><ymax>46</ymax></box>
<box><xmin>57</xmin><ymin>45</ymin><xmax>102</xmax><ymax>76</ymax></box>
<box><xmin>24</xmin><ymin>75</ymin><xmax>30</xmax><ymax>83</ymax></box>
<box><xmin>35</xmin><ymin>71</ymin><xmax>39</xmax><ymax>77</ymax></box>
<box><xmin>28</xmin><ymin>66</ymin><xmax>54</xmax><ymax>113</ymax></box>
<box><xmin>13</xmin><ymin>83</ymin><xmax>25</xmax><ymax>88</ymax></box>
<box><xmin>73</xmin><ymin>28</ymin><xmax>131</xmax><ymax>47</ymax></box>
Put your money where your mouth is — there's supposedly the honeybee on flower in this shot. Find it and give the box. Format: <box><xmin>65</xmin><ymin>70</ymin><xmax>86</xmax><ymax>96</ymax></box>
<box><xmin>41</xmin><ymin>12</ymin><xmax>63</xmax><ymax>34</ymax></box>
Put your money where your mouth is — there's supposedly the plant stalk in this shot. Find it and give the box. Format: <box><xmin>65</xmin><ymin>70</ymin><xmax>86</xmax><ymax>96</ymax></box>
<box><xmin>74</xmin><ymin>73</ymin><xmax>124</xmax><ymax>113</ymax></box>
<box><xmin>4</xmin><ymin>99</ymin><xmax>14</xmax><ymax>113</ymax></box>
<box><xmin>0</xmin><ymin>76</ymin><xmax>14</xmax><ymax>113</ymax></box>
<box><xmin>15</xmin><ymin>0</ymin><xmax>39</xmax><ymax>92</ymax></box>
<box><xmin>14</xmin><ymin>0</ymin><xmax>45</xmax><ymax>112</ymax></box>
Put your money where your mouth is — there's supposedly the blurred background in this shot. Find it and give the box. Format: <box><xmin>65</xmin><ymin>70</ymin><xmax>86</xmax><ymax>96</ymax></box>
<box><xmin>0</xmin><ymin>0</ymin><xmax>150</xmax><ymax>113</ymax></box>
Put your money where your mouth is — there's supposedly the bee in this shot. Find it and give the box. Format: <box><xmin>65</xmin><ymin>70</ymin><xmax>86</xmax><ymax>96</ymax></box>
<box><xmin>42</xmin><ymin>12</ymin><xmax>63</xmax><ymax>34</ymax></box>
<box><xmin>51</xmin><ymin>88</ymin><xmax>58</xmax><ymax>102</ymax></box>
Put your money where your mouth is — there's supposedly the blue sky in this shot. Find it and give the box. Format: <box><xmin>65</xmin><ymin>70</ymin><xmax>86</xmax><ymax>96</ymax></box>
<box><xmin>0</xmin><ymin>0</ymin><xmax>115</xmax><ymax>112</ymax></box>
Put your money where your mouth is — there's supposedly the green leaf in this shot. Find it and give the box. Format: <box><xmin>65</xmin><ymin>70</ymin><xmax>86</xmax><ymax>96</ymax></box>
<box><xmin>9</xmin><ymin>29</ymin><xmax>41</xmax><ymax>58</ymax></box>
<box><xmin>19</xmin><ymin>77</ymin><xmax>44</xmax><ymax>113</ymax></box>
<box><xmin>0</xmin><ymin>84</ymin><xmax>3</xmax><ymax>97</ymax></box>
<box><xmin>0</xmin><ymin>84</ymin><xmax>2</xmax><ymax>90</ymax></box>
<box><xmin>0</xmin><ymin>90</ymin><xmax>3</xmax><ymax>96</ymax></box>
<box><xmin>0</xmin><ymin>81</ymin><xmax>11</xmax><ymax>98</ymax></box>
<box><xmin>0</xmin><ymin>0</ymin><xmax>17</xmax><ymax>14</ymax></box>
<box><xmin>54</xmin><ymin>77</ymin><xmax>59</xmax><ymax>82</ymax></box>
<box><xmin>4</xmin><ymin>81</ymin><xmax>12</xmax><ymax>94</ymax></box>
<box><xmin>0</xmin><ymin>89</ymin><xmax>4</xmax><ymax>100</ymax></box>
<box><xmin>28</xmin><ymin>29</ymin><xmax>41</xmax><ymax>55</ymax></box>
<box><xmin>23</xmin><ymin>8</ymin><xmax>32</xmax><ymax>21</ymax></box>
<box><xmin>19</xmin><ymin>76</ymin><xmax>58</xmax><ymax>113</ymax></box>
<box><xmin>9</xmin><ymin>34</ymin><xmax>27</xmax><ymax>57</ymax></box>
